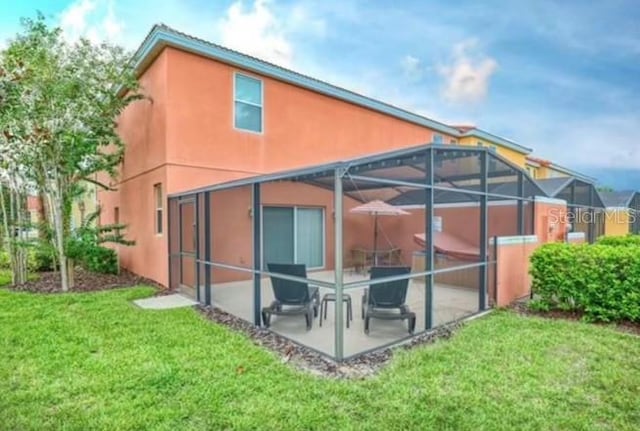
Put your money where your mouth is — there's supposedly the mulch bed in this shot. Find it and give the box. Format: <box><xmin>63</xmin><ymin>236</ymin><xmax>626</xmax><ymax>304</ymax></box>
<box><xmin>198</xmin><ymin>305</ymin><xmax>464</xmax><ymax>379</ymax></box>
<box><xmin>10</xmin><ymin>268</ymin><xmax>165</xmax><ymax>294</ymax></box>
<box><xmin>511</xmin><ymin>300</ymin><xmax>640</xmax><ymax>336</ymax></box>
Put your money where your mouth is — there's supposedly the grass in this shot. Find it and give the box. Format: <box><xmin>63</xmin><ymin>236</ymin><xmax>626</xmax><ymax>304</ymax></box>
<box><xmin>0</xmin><ymin>287</ymin><xmax>639</xmax><ymax>430</ymax></box>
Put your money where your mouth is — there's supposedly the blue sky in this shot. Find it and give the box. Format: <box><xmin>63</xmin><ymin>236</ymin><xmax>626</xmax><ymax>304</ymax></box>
<box><xmin>1</xmin><ymin>0</ymin><xmax>639</xmax><ymax>187</ymax></box>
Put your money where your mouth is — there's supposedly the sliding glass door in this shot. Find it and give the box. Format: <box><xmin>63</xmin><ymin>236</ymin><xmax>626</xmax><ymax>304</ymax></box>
<box><xmin>263</xmin><ymin>206</ymin><xmax>324</xmax><ymax>269</ymax></box>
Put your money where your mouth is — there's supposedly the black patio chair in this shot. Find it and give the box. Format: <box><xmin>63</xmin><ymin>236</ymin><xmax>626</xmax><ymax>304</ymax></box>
<box><xmin>362</xmin><ymin>266</ymin><xmax>416</xmax><ymax>335</ymax></box>
<box><xmin>262</xmin><ymin>263</ymin><xmax>320</xmax><ymax>330</ymax></box>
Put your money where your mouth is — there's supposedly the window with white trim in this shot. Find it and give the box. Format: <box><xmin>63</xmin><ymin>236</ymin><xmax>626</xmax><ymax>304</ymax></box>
<box><xmin>154</xmin><ymin>183</ymin><xmax>163</xmax><ymax>235</ymax></box>
<box><xmin>433</xmin><ymin>134</ymin><xmax>444</xmax><ymax>144</ymax></box>
<box><xmin>234</xmin><ymin>73</ymin><xmax>263</xmax><ymax>133</ymax></box>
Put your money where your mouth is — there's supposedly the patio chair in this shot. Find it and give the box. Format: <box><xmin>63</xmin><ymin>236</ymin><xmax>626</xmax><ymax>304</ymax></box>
<box><xmin>362</xmin><ymin>266</ymin><xmax>416</xmax><ymax>335</ymax></box>
<box><xmin>262</xmin><ymin>263</ymin><xmax>320</xmax><ymax>330</ymax></box>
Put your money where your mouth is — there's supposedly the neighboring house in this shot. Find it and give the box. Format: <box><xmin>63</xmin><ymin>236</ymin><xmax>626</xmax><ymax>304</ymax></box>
<box><xmin>26</xmin><ymin>180</ymin><xmax>98</xmax><ymax>238</ymax></box>
<box><xmin>451</xmin><ymin>125</ymin><xmax>531</xmax><ymax>168</ymax></box>
<box><xmin>71</xmin><ymin>181</ymin><xmax>99</xmax><ymax>230</ymax></box>
<box><xmin>525</xmin><ymin>156</ymin><xmax>596</xmax><ymax>182</ymax></box>
<box><xmin>599</xmin><ymin>190</ymin><xmax>640</xmax><ymax>236</ymax></box>
<box><xmin>26</xmin><ymin>195</ymin><xmax>42</xmax><ymax>239</ymax></box>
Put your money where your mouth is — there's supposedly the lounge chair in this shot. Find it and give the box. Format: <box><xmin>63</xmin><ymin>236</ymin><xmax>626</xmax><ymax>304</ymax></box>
<box><xmin>262</xmin><ymin>263</ymin><xmax>320</xmax><ymax>330</ymax></box>
<box><xmin>362</xmin><ymin>266</ymin><xmax>416</xmax><ymax>335</ymax></box>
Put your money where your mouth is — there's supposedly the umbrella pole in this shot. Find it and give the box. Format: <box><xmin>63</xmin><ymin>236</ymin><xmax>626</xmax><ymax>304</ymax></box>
<box><xmin>373</xmin><ymin>213</ymin><xmax>378</xmax><ymax>266</ymax></box>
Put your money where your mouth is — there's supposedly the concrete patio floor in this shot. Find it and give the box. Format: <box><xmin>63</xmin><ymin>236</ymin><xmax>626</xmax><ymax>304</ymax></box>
<box><xmin>206</xmin><ymin>269</ymin><xmax>479</xmax><ymax>357</ymax></box>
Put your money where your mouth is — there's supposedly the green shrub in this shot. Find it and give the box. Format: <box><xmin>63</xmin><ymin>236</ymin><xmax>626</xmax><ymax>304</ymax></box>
<box><xmin>28</xmin><ymin>246</ymin><xmax>56</xmax><ymax>272</ymax></box>
<box><xmin>596</xmin><ymin>234</ymin><xmax>640</xmax><ymax>247</ymax></box>
<box><xmin>530</xmin><ymin>243</ymin><xmax>640</xmax><ymax>322</ymax></box>
<box><xmin>0</xmin><ymin>251</ymin><xmax>9</xmax><ymax>269</ymax></box>
<box><xmin>67</xmin><ymin>235</ymin><xmax>119</xmax><ymax>274</ymax></box>
<box><xmin>83</xmin><ymin>246</ymin><xmax>118</xmax><ymax>275</ymax></box>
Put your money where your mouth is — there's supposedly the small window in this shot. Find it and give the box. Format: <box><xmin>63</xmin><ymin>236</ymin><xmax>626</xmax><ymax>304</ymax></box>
<box><xmin>154</xmin><ymin>184</ymin><xmax>163</xmax><ymax>235</ymax></box>
<box><xmin>449</xmin><ymin>138</ymin><xmax>457</xmax><ymax>145</ymax></box>
<box><xmin>433</xmin><ymin>134</ymin><xmax>444</xmax><ymax>144</ymax></box>
<box><xmin>234</xmin><ymin>73</ymin><xmax>263</xmax><ymax>133</ymax></box>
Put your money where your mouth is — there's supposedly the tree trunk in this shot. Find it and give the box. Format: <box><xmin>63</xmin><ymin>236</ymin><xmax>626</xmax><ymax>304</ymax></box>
<box><xmin>46</xmin><ymin>188</ymin><xmax>69</xmax><ymax>292</ymax></box>
<box><xmin>1</xmin><ymin>185</ymin><xmax>27</xmax><ymax>285</ymax></box>
<box><xmin>37</xmin><ymin>192</ymin><xmax>48</xmax><ymax>242</ymax></box>
<box><xmin>14</xmin><ymin>191</ymin><xmax>27</xmax><ymax>285</ymax></box>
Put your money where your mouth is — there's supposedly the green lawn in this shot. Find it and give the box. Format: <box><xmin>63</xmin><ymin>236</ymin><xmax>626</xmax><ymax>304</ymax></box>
<box><xmin>0</xmin><ymin>287</ymin><xmax>639</xmax><ymax>430</ymax></box>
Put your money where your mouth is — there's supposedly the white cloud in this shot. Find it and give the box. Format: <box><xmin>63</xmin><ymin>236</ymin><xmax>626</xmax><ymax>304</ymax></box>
<box><xmin>218</xmin><ymin>0</ymin><xmax>293</xmax><ymax>67</ymax></box>
<box><xmin>437</xmin><ymin>39</ymin><xmax>498</xmax><ymax>104</ymax></box>
<box><xmin>102</xmin><ymin>1</ymin><xmax>123</xmax><ymax>40</ymax></box>
<box><xmin>401</xmin><ymin>55</ymin><xmax>423</xmax><ymax>81</ymax></box>
<box><xmin>59</xmin><ymin>0</ymin><xmax>123</xmax><ymax>43</ymax></box>
<box><xmin>59</xmin><ymin>0</ymin><xmax>96</xmax><ymax>40</ymax></box>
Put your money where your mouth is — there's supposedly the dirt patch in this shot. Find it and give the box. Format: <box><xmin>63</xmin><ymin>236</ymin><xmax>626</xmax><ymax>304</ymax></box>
<box><xmin>10</xmin><ymin>268</ymin><xmax>166</xmax><ymax>294</ymax></box>
<box><xmin>511</xmin><ymin>300</ymin><xmax>640</xmax><ymax>336</ymax></box>
<box><xmin>198</xmin><ymin>305</ymin><xmax>463</xmax><ymax>379</ymax></box>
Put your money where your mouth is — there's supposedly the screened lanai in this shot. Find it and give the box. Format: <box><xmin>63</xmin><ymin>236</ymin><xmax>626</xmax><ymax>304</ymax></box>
<box><xmin>168</xmin><ymin>145</ymin><xmax>545</xmax><ymax>361</ymax></box>
<box><xmin>600</xmin><ymin>190</ymin><xmax>640</xmax><ymax>235</ymax></box>
<box><xmin>535</xmin><ymin>177</ymin><xmax>605</xmax><ymax>243</ymax></box>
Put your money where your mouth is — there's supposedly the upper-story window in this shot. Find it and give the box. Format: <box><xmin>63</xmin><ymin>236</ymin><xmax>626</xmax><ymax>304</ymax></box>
<box><xmin>234</xmin><ymin>73</ymin><xmax>263</xmax><ymax>133</ymax></box>
<box><xmin>433</xmin><ymin>134</ymin><xmax>444</xmax><ymax>144</ymax></box>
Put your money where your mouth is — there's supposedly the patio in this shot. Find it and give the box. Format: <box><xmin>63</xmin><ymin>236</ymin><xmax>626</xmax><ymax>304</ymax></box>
<box><xmin>209</xmin><ymin>269</ymin><xmax>479</xmax><ymax>357</ymax></box>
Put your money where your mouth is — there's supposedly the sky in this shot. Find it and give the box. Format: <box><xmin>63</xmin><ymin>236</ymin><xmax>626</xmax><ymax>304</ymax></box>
<box><xmin>1</xmin><ymin>0</ymin><xmax>639</xmax><ymax>188</ymax></box>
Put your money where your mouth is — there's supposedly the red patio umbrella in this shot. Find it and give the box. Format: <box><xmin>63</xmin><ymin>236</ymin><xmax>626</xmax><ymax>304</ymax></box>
<box><xmin>349</xmin><ymin>200</ymin><xmax>409</xmax><ymax>264</ymax></box>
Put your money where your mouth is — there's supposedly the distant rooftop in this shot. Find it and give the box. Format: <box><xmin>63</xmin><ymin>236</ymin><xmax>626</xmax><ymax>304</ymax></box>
<box><xmin>599</xmin><ymin>190</ymin><xmax>636</xmax><ymax>208</ymax></box>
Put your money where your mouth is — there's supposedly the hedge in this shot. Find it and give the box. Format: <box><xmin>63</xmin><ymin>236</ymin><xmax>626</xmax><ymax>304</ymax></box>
<box><xmin>596</xmin><ymin>234</ymin><xmax>640</xmax><ymax>247</ymax></box>
<box><xmin>530</xmin><ymin>242</ymin><xmax>640</xmax><ymax>322</ymax></box>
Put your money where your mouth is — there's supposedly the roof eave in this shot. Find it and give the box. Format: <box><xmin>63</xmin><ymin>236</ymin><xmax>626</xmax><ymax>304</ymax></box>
<box><xmin>548</xmin><ymin>163</ymin><xmax>596</xmax><ymax>182</ymax></box>
<box><xmin>461</xmin><ymin>129</ymin><xmax>532</xmax><ymax>155</ymax></box>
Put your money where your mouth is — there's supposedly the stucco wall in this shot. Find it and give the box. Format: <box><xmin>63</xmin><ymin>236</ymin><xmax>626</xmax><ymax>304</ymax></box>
<box><xmin>494</xmin><ymin>238</ymin><xmax>539</xmax><ymax>306</ymax></box>
<box><xmin>163</xmin><ymin>47</ymin><xmax>455</xmax><ymax>177</ymax></box>
<box><xmin>98</xmin><ymin>50</ymin><xmax>169</xmax><ymax>284</ymax></box>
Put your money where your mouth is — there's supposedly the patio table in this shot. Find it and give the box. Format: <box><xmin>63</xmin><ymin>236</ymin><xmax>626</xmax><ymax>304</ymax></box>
<box><xmin>351</xmin><ymin>247</ymin><xmax>401</xmax><ymax>273</ymax></box>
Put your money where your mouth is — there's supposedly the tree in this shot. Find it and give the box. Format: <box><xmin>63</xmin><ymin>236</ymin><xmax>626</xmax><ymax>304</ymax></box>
<box><xmin>0</xmin><ymin>15</ymin><xmax>140</xmax><ymax>291</ymax></box>
<box><xmin>0</xmin><ymin>51</ymin><xmax>32</xmax><ymax>285</ymax></box>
